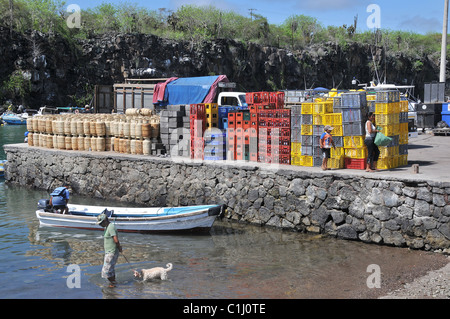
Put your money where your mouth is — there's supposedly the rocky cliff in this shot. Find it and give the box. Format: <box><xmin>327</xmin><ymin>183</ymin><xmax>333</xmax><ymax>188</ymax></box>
<box><xmin>0</xmin><ymin>27</ymin><xmax>442</xmax><ymax>108</ymax></box>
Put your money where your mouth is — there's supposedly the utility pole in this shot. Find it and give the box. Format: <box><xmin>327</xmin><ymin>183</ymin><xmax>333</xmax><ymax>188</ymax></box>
<box><xmin>248</xmin><ymin>8</ymin><xmax>256</xmax><ymax>21</ymax></box>
<box><xmin>440</xmin><ymin>0</ymin><xmax>449</xmax><ymax>83</ymax></box>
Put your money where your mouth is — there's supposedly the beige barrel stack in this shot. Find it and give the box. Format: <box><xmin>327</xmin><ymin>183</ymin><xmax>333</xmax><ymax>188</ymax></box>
<box><xmin>26</xmin><ymin>109</ymin><xmax>160</xmax><ymax>156</ymax></box>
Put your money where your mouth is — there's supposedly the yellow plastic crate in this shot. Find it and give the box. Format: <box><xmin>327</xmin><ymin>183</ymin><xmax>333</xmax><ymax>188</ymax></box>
<box><xmin>313</xmin><ymin>114</ymin><xmax>323</xmax><ymax>125</ymax></box>
<box><xmin>301</xmin><ymin>124</ymin><xmax>313</xmax><ymax>135</ymax></box>
<box><xmin>328</xmin><ymin>156</ymin><xmax>344</xmax><ymax>169</ymax></box>
<box><xmin>332</xmin><ymin>125</ymin><xmax>343</xmax><ymax>136</ymax></box>
<box><xmin>331</xmin><ymin>147</ymin><xmax>344</xmax><ymax>158</ymax></box>
<box><xmin>343</xmin><ymin>136</ymin><xmax>365</xmax><ymax>148</ymax></box>
<box><xmin>205</xmin><ymin>103</ymin><xmax>218</xmax><ymax>113</ymax></box>
<box><xmin>344</xmin><ymin>147</ymin><xmax>367</xmax><ymax>159</ymax></box>
<box><xmin>301</xmin><ymin>103</ymin><xmax>313</xmax><ymax>114</ymax></box>
<box><xmin>300</xmin><ymin>155</ymin><xmax>313</xmax><ymax>167</ymax></box>
<box><xmin>375</xmin><ymin>113</ymin><xmax>399</xmax><ymax>125</ymax></box>
<box><xmin>291</xmin><ymin>142</ymin><xmax>301</xmax><ymax>155</ymax></box>
<box><xmin>377</xmin><ymin>157</ymin><xmax>391</xmax><ymax>169</ymax></box>
<box><xmin>399</xmin><ymin>122</ymin><xmax>408</xmax><ymax>133</ymax></box>
<box><xmin>391</xmin><ymin>155</ymin><xmax>398</xmax><ymax>168</ymax></box>
<box><xmin>398</xmin><ymin>154</ymin><xmax>408</xmax><ymax>166</ymax></box>
<box><xmin>400</xmin><ymin>100</ymin><xmax>408</xmax><ymax>112</ymax></box>
<box><xmin>313</xmin><ymin>102</ymin><xmax>333</xmax><ymax>114</ymax></box>
<box><xmin>377</xmin><ymin>124</ymin><xmax>398</xmax><ymax>136</ymax></box>
<box><xmin>379</xmin><ymin>146</ymin><xmax>399</xmax><ymax>158</ymax></box>
<box><xmin>322</xmin><ymin>113</ymin><xmax>342</xmax><ymax>126</ymax></box>
<box><xmin>399</xmin><ymin>132</ymin><xmax>408</xmax><ymax>145</ymax></box>
<box><xmin>375</xmin><ymin>102</ymin><xmax>398</xmax><ymax>114</ymax></box>
<box><xmin>291</xmin><ymin>155</ymin><xmax>302</xmax><ymax>166</ymax></box>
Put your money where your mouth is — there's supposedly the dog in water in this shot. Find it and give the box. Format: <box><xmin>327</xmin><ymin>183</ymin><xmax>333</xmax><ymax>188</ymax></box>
<box><xmin>134</xmin><ymin>263</ymin><xmax>173</xmax><ymax>281</ymax></box>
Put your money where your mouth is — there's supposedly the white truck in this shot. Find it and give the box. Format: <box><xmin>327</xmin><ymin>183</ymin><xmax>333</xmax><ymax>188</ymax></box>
<box><xmin>217</xmin><ymin>92</ymin><xmax>247</xmax><ymax>107</ymax></box>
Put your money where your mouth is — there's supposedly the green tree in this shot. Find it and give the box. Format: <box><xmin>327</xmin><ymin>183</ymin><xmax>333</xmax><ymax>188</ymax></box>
<box><xmin>27</xmin><ymin>0</ymin><xmax>66</xmax><ymax>34</ymax></box>
<box><xmin>280</xmin><ymin>15</ymin><xmax>324</xmax><ymax>47</ymax></box>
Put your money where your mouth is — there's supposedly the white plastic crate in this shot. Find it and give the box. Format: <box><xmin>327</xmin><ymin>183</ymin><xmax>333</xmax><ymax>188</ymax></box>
<box><xmin>340</xmin><ymin>108</ymin><xmax>362</xmax><ymax>123</ymax></box>
<box><xmin>343</xmin><ymin>122</ymin><xmax>364</xmax><ymax>136</ymax></box>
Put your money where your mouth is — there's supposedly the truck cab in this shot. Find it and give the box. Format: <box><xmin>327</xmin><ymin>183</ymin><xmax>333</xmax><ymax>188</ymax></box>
<box><xmin>217</xmin><ymin>92</ymin><xmax>247</xmax><ymax>107</ymax></box>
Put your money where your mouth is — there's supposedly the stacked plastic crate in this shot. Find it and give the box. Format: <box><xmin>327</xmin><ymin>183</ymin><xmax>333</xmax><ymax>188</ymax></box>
<box><xmin>160</xmin><ymin>105</ymin><xmax>190</xmax><ymax>156</ymax></box>
<box><xmin>323</xmin><ymin>103</ymin><xmax>344</xmax><ymax>169</ymax></box>
<box><xmin>374</xmin><ymin>91</ymin><xmax>407</xmax><ymax>169</ymax></box>
<box><xmin>335</xmin><ymin>92</ymin><xmax>368</xmax><ymax>170</ymax></box>
<box><xmin>205</xmin><ymin>103</ymin><xmax>219</xmax><ymax>129</ymax></box>
<box><xmin>294</xmin><ymin>100</ymin><xmax>337</xmax><ymax>167</ymax></box>
<box><xmin>218</xmin><ymin>106</ymin><xmax>232</xmax><ymax>130</ymax></box>
<box><xmin>203</xmin><ymin>103</ymin><xmax>227</xmax><ymax>161</ymax></box>
<box><xmin>290</xmin><ymin>104</ymin><xmax>302</xmax><ymax>166</ymax></box>
<box><xmin>190</xmin><ymin>104</ymin><xmax>206</xmax><ymax>160</ymax></box>
<box><xmin>204</xmin><ymin>128</ymin><xmax>227</xmax><ymax>160</ymax></box>
<box><xmin>245</xmin><ymin>91</ymin><xmax>289</xmax><ymax>164</ymax></box>
<box><xmin>227</xmin><ymin>109</ymin><xmax>257</xmax><ymax>161</ymax></box>
<box><xmin>399</xmin><ymin>99</ymin><xmax>409</xmax><ymax>166</ymax></box>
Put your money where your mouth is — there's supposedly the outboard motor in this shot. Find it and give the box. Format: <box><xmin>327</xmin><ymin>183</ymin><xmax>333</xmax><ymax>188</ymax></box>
<box><xmin>37</xmin><ymin>199</ymin><xmax>52</xmax><ymax>212</ymax></box>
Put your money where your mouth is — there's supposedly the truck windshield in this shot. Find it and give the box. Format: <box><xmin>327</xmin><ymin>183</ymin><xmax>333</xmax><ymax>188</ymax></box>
<box><xmin>221</xmin><ymin>96</ymin><xmax>239</xmax><ymax>106</ymax></box>
<box><xmin>239</xmin><ymin>95</ymin><xmax>246</xmax><ymax>105</ymax></box>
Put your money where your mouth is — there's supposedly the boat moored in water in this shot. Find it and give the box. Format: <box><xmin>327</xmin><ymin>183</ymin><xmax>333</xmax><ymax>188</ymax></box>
<box><xmin>36</xmin><ymin>200</ymin><xmax>224</xmax><ymax>233</ymax></box>
<box><xmin>0</xmin><ymin>112</ymin><xmax>27</xmax><ymax>125</ymax></box>
<box><xmin>0</xmin><ymin>160</ymin><xmax>6</xmax><ymax>178</ymax></box>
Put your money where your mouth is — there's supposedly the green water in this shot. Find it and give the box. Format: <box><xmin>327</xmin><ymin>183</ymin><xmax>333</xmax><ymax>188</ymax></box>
<box><xmin>0</xmin><ymin>124</ymin><xmax>27</xmax><ymax>159</ymax></box>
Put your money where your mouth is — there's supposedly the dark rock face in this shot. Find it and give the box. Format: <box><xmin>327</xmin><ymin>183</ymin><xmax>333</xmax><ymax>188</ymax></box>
<box><xmin>0</xmin><ymin>27</ymin><xmax>440</xmax><ymax>107</ymax></box>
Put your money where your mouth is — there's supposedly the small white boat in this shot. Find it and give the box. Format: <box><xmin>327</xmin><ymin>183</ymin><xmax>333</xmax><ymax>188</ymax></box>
<box><xmin>36</xmin><ymin>200</ymin><xmax>224</xmax><ymax>233</ymax></box>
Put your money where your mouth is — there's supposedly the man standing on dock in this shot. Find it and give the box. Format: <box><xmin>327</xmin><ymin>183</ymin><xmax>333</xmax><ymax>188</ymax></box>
<box><xmin>97</xmin><ymin>212</ymin><xmax>122</xmax><ymax>288</ymax></box>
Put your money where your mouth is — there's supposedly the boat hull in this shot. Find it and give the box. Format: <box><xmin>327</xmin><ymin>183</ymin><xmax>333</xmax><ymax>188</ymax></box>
<box><xmin>0</xmin><ymin>160</ymin><xmax>5</xmax><ymax>178</ymax></box>
<box><xmin>1</xmin><ymin>115</ymin><xmax>26</xmax><ymax>125</ymax></box>
<box><xmin>36</xmin><ymin>204</ymin><xmax>223</xmax><ymax>233</ymax></box>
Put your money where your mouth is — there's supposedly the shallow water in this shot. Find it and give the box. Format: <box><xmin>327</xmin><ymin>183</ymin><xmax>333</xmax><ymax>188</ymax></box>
<box><xmin>0</xmin><ymin>181</ymin><xmax>447</xmax><ymax>299</ymax></box>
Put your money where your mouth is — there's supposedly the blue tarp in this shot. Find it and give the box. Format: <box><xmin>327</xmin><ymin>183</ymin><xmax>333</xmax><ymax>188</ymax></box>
<box><xmin>163</xmin><ymin>76</ymin><xmax>220</xmax><ymax>105</ymax></box>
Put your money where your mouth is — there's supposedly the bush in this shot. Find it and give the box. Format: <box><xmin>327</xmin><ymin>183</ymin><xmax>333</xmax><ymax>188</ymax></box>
<box><xmin>0</xmin><ymin>1</ymin><xmax>445</xmax><ymax>57</ymax></box>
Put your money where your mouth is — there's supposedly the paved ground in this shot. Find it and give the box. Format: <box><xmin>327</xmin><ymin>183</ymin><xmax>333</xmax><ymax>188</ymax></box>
<box><xmin>379</xmin><ymin>132</ymin><xmax>450</xmax><ymax>183</ymax></box>
<box><xmin>286</xmin><ymin>132</ymin><xmax>450</xmax><ymax>184</ymax></box>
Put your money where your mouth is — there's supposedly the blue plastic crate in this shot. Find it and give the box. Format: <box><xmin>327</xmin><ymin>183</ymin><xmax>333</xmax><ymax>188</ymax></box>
<box><xmin>442</xmin><ymin>103</ymin><xmax>450</xmax><ymax>127</ymax></box>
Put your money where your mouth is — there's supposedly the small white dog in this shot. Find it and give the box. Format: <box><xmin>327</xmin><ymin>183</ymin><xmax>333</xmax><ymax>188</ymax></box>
<box><xmin>134</xmin><ymin>263</ymin><xmax>173</xmax><ymax>281</ymax></box>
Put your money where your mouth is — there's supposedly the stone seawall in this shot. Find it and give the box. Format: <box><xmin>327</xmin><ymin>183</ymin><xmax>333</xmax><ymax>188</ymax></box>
<box><xmin>4</xmin><ymin>144</ymin><xmax>450</xmax><ymax>250</ymax></box>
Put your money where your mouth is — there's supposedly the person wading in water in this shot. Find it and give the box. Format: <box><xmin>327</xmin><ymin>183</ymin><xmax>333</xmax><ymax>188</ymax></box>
<box><xmin>97</xmin><ymin>212</ymin><xmax>122</xmax><ymax>287</ymax></box>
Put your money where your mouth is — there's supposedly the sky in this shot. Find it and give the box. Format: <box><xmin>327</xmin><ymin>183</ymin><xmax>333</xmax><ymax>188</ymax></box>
<box><xmin>69</xmin><ymin>0</ymin><xmax>447</xmax><ymax>34</ymax></box>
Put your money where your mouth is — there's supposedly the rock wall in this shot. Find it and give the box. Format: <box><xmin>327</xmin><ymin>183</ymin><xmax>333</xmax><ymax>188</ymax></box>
<box><xmin>4</xmin><ymin>144</ymin><xmax>450</xmax><ymax>251</ymax></box>
<box><xmin>0</xmin><ymin>27</ymin><xmax>440</xmax><ymax>107</ymax></box>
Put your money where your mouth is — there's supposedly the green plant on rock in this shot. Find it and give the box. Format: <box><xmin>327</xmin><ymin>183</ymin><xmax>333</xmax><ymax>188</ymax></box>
<box><xmin>1</xmin><ymin>70</ymin><xmax>31</xmax><ymax>104</ymax></box>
